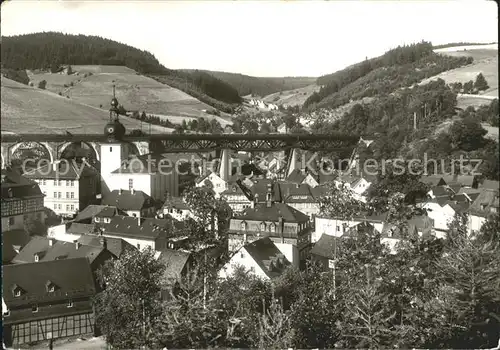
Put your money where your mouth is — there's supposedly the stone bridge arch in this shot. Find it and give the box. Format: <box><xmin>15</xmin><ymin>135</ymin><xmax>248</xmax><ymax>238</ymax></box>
<box><xmin>58</xmin><ymin>141</ymin><xmax>100</xmax><ymax>162</ymax></box>
<box><xmin>8</xmin><ymin>141</ymin><xmax>55</xmax><ymax>169</ymax></box>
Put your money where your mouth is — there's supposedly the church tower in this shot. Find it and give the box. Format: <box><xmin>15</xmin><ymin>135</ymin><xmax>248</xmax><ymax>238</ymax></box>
<box><xmin>100</xmin><ymin>86</ymin><xmax>130</xmax><ymax>196</ymax></box>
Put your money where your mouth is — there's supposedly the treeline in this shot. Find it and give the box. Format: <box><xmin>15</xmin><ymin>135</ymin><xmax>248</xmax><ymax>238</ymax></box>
<box><xmin>1</xmin><ymin>32</ymin><xmax>242</xmax><ymax>108</ymax></box>
<box><xmin>433</xmin><ymin>41</ymin><xmax>497</xmax><ymax>49</ymax></box>
<box><xmin>311</xmin><ymin>78</ymin><xmax>457</xmax><ymax>157</ymax></box>
<box><xmin>192</xmin><ymin>70</ymin><xmax>317</xmax><ymax>97</ymax></box>
<box><xmin>449</xmin><ymin>72</ymin><xmax>490</xmax><ymax>94</ymax></box>
<box><xmin>305</xmin><ymin>41</ymin><xmax>472</xmax><ymax>110</ymax></box>
<box><xmin>150</xmin><ymin>74</ymin><xmax>238</xmax><ymax>113</ymax></box>
<box><xmin>414</xmin><ymin>99</ymin><xmax>499</xmax><ymax>180</ymax></box>
<box><xmin>129</xmin><ymin>111</ymin><xmax>224</xmax><ymax>134</ymax></box>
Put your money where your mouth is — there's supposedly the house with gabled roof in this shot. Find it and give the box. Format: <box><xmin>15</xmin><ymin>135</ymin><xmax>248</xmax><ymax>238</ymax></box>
<box><xmin>73</xmin><ymin>204</ymin><xmax>125</xmax><ymax>223</ymax></box>
<box><xmin>98</xmin><ymin>216</ymin><xmax>173</xmax><ymax>251</ymax></box>
<box><xmin>313</xmin><ymin>212</ymin><xmax>387</xmax><ymax>243</ymax></box>
<box><xmin>24</xmin><ymin>159</ymin><xmax>99</xmax><ymax>218</ymax></box>
<box><xmin>106</xmin><ymin>154</ymin><xmax>180</xmax><ymax>200</ymax></box>
<box><xmin>12</xmin><ymin>236</ymin><xmax>115</xmax><ymax>283</ymax></box>
<box><xmin>102</xmin><ymin>189</ymin><xmax>156</xmax><ymax>218</ymax></box>
<box><xmin>1</xmin><ymin>169</ymin><xmax>46</xmax><ymax>232</ymax></box>
<box><xmin>219</xmin><ymin>237</ymin><xmax>291</xmax><ymax>280</ymax></box>
<box><xmin>160</xmin><ymin>196</ymin><xmax>193</xmax><ymax>221</ymax></box>
<box><xmin>467</xmin><ymin>188</ymin><xmax>499</xmax><ymax>233</ymax></box>
<box><xmin>155</xmin><ymin>249</ymin><xmax>193</xmax><ymax>291</ymax></box>
<box><xmin>228</xmin><ymin>190</ymin><xmax>312</xmax><ymax>268</ymax></box>
<box><xmin>2</xmin><ymin>258</ymin><xmax>97</xmax><ymax>347</ymax></box>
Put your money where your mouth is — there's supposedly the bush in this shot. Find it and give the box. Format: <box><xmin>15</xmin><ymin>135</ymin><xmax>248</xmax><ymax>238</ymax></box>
<box><xmin>37</xmin><ymin>80</ymin><xmax>47</xmax><ymax>89</ymax></box>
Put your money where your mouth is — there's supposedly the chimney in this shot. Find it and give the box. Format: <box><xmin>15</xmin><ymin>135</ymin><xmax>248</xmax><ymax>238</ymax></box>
<box><xmin>266</xmin><ymin>183</ymin><xmax>273</xmax><ymax>207</ymax></box>
<box><xmin>119</xmin><ymin>188</ymin><xmax>122</xmax><ymax>195</ymax></box>
<box><xmin>278</xmin><ymin>216</ymin><xmax>284</xmax><ymax>236</ymax></box>
<box><xmin>138</xmin><ymin>216</ymin><xmax>142</xmax><ymax>226</ymax></box>
<box><xmin>295</xmin><ymin>183</ymin><xmax>300</xmax><ymax>189</ymax></box>
<box><xmin>49</xmin><ymin>238</ymin><xmax>55</xmax><ymax>246</ymax></box>
<box><xmin>100</xmin><ymin>236</ymin><xmax>107</xmax><ymax>249</ymax></box>
<box><xmin>75</xmin><ymin>241</ymin><xmax>81</xmax><ymax>250</ymax></box>
<box><xmin>52</xmin><ymin>162</ymin><xmax>58</xmax><ymax>171</ymax></box>
<box><xmin>131</xmin><ymin>188</ymin><xmax>135</xmax><ymax>195</ymax></box>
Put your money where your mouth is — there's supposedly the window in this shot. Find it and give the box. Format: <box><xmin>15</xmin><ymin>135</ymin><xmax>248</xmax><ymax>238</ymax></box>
<box><xmin>54</xmin><ymin>192</ymin><xmax>57</xmax><ymax>198</ymax></box>
<box><xmin>48</xmin><ymin>285</ymin><xmax>55</xmax><ymax>293</ymax></box>
<box><xmin>54</xmin><ymin>203</ymin><xmax>58</xmax><ymax>210</ymax></box>
<box><xmin>129</xmin><ymin>179</ymin><xmax>133</xmax><ymax>190</ymax></box>
<box><xmin>240</xmin><ymin>252</ymin><xmax>244</xmax><ymax>258</ymax></box>
<box><xmin>137</xmin><ymin>244</ymin><xmax>140</xmax><ymax>250</ymax></box>
<box><xmin>66</xmin><ymin>205</ymin><xmax>70</xmax><ymax>211</ymax></box>
<box><xmin>66</xmin><ymin>192</ymin><xmax>70</xmax><ymax>199</ymax></box>
<box><xmin>34</xmin><ymin>255</ymin><xmax>39</xmax><ymax>262</ymax></box>
<box><xmin>9</xmin><ymin>217</ymin><xmax>15</xmax><ymax>225</ymax></box>
<box><xmin>260</xmin><ymin>222</ymin><xmax>266</xmax><ymax>231</ymax></box>
<box><xmin>110</xmin><ymin>147</ymin><xmax>113</xmax><ymax>152</ymax></box>
<box><xmin>71</xmin><ymin>204</ymin><xmax>74</xmax><ymax>211</ymax></box>
<box><xmin>70</xmin><ymin>192</ymin><xmax>74</xmax><ymax>199</ymax></box>
<box><xmin>58</xmin><ymin>180</ymin><xmax>62</xmax><ymax>186</ymax></box>
<box><xmin>31</xmin><ymin>304</ymin><xmax>38</xmax><ymax>313</ymax></box>
<box><xmin>67</xmin><ymin>299</ymin><xmax>73</xmax><ymax>308</ymax></box>
<box><xmin>240</xmin><ymin>222</ymin><xmax>247</xmax><ymax>231</ymax></box>
<box><xmin>58</xmin><ymin>204</ymin><xmax>62</xmax><ymax>210</ymax></box>
<box><xmin>250</xmin><ymin>266</ymin><xmax>255</xmax><ymax>272</ymax></box>
<box><xmin>269</xmin><ymin>224</ymin><xmax>276</xmax><ymax>233</ymax></box>
<box><xmin>58</xmin><ymin>192</ymin><xmax>62</xmax><ymax>199</ymax></box>
<box><xmin>42</xmin><ymin>179</ymin><xmax>46</xmax><ymax>185</ymax></box>
<box><xmin>54</xmin><ymin>180</ymin><xmax>58</xmax><ymax>186</ymax></box>
<box><xmin>70</xmin><ymin>180</ymin><xmax>74</xmax><ymax>187</ymax></box>
<box><xmin>66</xmin><ymin>180</ymin><xmax>70</xmax><ymax>186</ymax></box>
<box><xmin>14</xmin><ymin>289</ymin><xmax>21</xmax><ymax>297</ymax></box>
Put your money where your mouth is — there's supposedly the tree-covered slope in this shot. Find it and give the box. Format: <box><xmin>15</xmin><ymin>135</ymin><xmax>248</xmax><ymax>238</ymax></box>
<box><xmin>186</xmin><ymin>70</ymin><xmax>316</xmax><ymax>97</ymax></box>
<box><xmin>0</xmin><ymin>32</ymin><xmax>242</xmax><ymax>108</ymax></box>
<box><xmin>305</xmin><ymin>41</ymin><xmax>472</xmax><ymax>110</ymax></box>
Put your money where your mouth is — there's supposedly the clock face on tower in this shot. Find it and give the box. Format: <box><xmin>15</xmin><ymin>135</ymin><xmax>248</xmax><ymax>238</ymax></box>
<box><xmin>107</xmin><ymin>126</ymin><xmax>115</xmax><ymax>134</ymax></box>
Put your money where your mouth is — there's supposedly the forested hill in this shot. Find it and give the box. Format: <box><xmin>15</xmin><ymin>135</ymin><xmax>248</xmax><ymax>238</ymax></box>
<box><xmin>0</xmin><ymin>32</ymin><xmax>242</xmax><ymax>108</ymax></box>
<box><xmin>305</xmin><ymin>41</ymin><xmax>472</xmax><ymax>110</ymax></box>
<box><xmin>186</xmin><ymin>70</ymin><xmax>317</xmax><ymax>97</ymax></box>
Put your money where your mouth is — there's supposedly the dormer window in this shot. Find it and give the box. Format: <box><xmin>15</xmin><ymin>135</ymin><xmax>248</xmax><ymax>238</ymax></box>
<box><xmin>260</xmin><ymin>222</ymin><xmax>266</xmax><ymax>231</ymax></box>
<box><xmin>12</xmin><ymin>284</ymin><xmax>23</xmax><ymax>298</ymax></box>
<box><xmin>269</xmin><ymin>223</ymin><xmax>276</xmax><ymax>233</ymax></box>
<box><xmin>46</xmin><ymin>280</ymin><xmax>57</xmax><ymax>293</ymax></box>
<box><xmin>32</xmin><ymin>304</ymin><xmax>38</xmax><ymax>313</ymax></box>
<box><xmin>104</xmin><ymin>217</ymin><xmax>111</xmax><ymax>223</ymax></box>
<box><xmin>95</xmin><ymin>217</ymin><xmax>101</xmax><ymax>223</ymax></box>
<box><xmin>240</xmin><ymin>221</ymin><xmax>247</xmax><ymax>231</ymax></box>
<box><xmin>481</xmin><ymin>203</ymin><xmax>487</xmax><ymax>210</ymax></box>
<box><xmin>34</xmin><ymin>254</ymin><xmax>40</xmax><ymax>262</ymax></box>
<box><xmin>266</xmin><ymin>193</ymin><xmax>272</xmax><ymax>201</ymax></box>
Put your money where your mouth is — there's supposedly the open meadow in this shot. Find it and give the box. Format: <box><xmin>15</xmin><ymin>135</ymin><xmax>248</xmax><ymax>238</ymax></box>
<box><xmin>26</xmin><ymin>65</ymin><xmax>231</xmax><ymax>124</ymax></box>
<box><xmin>263</xmin><ymin>84</ymin><xmax>321</xmax><ymax>107</ymax></box>
<box><xmin>1</xmin><ymin>76</ymin><xmax>172</xmax><ymax>134</ymax></box>
<box><xmin>423</xmin><ymin>45</ymin><xmax>498</xmax><ymax>109</ymax></box>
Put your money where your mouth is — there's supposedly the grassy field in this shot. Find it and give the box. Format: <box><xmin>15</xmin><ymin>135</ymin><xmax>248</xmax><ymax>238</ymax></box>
<box><xmin>26</xmin><ymin>65</ymin><xmax>230</xmax><ymax>122</ymax></box>
<box><xmin>1</xmin><ymin>76</ymin><xmax>172</xmax><ymax>134</ymax></box>
<box><xmin>421</xmin><ymin>45</ymin><xmax>498</xmax><ymax>108</ymax></box>
<box><xmin>262</xmin><ymin>84</ymin><xmax>320</xmax><ymax>107</ymax></box>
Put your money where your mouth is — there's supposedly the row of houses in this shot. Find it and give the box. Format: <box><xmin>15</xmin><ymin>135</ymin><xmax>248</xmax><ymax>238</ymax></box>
<box><xmin>0</xmin><ymin>170</ymin><xmax>206</xmax><ymax>347</ymax></box>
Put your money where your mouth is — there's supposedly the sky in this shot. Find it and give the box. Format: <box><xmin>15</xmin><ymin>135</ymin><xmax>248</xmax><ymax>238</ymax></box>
<box><xmin>1</xmin><ymin>0</ymin><xmax>498</xmax><ymax>77</ymax></box>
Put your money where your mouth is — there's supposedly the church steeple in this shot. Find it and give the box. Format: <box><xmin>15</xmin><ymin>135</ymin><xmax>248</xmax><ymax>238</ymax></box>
<box><xmin>104</xmin><ymin>84</ymin><xmax>126</xmax><ymax>141</ymax></box>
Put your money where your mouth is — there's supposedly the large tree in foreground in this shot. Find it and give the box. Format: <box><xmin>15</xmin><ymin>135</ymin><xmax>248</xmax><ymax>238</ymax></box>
<box><xmin>93</xmin><ymin>248</ymin><xmax>166</xmax><ymax>349</ymax></box>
